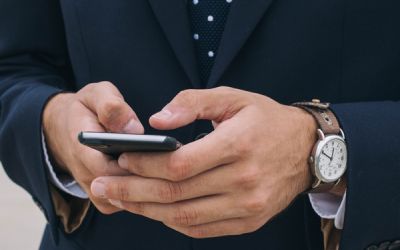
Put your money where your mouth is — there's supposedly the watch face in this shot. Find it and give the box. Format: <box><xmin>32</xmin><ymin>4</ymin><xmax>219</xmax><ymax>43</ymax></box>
<box><xmin>315</xmin><ymin>136</ymin><xmax>347</xmax><ymax>182</ymax></box>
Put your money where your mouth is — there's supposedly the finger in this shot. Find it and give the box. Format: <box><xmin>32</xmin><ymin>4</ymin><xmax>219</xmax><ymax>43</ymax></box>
<box><xmin>79</xmin><ymin>146</ymin><xmax>130</xmax><ymax>177</ymax></box>
<box><xmin>68</xmin><ymin>164</ymin><xmax>123</xmax><ymax>215</ymax></box>
<box><xmin>92</xmin><ymin>164</ymin><xmax>240</xmax><ymax>202</ymax></box>
<box><xmin>108</xmin><ymin>195</ymin><xmax>248</xmax><ymax>227</ymax></box>
<box><xmin>79</xmin><ymin>81</ymin><xmax>144</xmax><ymax>133</ymax></box>
<box><xmin>150</xmin><ymin>87</ymin><xmax>251</xmax><ymax>130</ymax></box>
<box><xmin>77</xmin><ymin>178</ymin><xmax>123</xmax><ymax>215</ymax></box>
<box><xmin>69</xmin><ymin>102</ymin><xmax>130</xmax><ymax>177</ymax></box>
<box><xmin>91</xmin><ymin>196</ymin><xmax>123</xmax><ymax>215</ymax></box>
<box><xmin>165</xmin><ymin>216</ymin><xmax>263</xmax><ymax>239</ymax></box>
<box><xmin>118</xmin><ymin>131</ymin><xmax>237</xmax><ymax>181</ymax></box>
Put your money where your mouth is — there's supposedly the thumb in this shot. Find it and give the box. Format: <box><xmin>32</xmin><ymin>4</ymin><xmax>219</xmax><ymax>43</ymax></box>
<box><xmin>149</xmin><ymin>87</ymin><xmax>248</xmax><ymax>130</ymax></box>
<box><xmin>79</xmin><ymin>82</ymin><xmax>144</xmax><ymax>134</ymax></box>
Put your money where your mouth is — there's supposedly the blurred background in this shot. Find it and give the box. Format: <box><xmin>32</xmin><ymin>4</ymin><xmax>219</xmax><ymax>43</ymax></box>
<box><xmin>0</xmin><ymin>163</ymin><xmax>46</xmax><ymax>250</ymax></box>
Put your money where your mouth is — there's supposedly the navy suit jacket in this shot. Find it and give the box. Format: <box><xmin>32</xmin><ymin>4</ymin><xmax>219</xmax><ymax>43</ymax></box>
<box><xmin>0</xmin><ymin>0</ymin><xmax>399</xmax><ymax>249</ymax></box>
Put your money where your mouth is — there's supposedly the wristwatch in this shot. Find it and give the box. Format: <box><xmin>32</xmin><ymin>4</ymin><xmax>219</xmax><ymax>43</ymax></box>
<box><xmin>293</xmin><ymin>99</ymin><xmax>347</xmax><ymax>193</ymax></box>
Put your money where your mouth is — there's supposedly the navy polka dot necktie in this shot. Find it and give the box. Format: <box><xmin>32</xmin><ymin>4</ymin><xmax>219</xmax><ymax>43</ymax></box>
<box><xmin>188</xmin><ymin>0</ymin><xmax>232</xmax><ymax>84</ymax></box>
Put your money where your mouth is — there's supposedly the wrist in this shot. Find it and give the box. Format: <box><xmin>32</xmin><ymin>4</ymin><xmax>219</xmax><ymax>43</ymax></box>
<box><xmin>43</xmin><ymin>93</ymin><xmax>73</xmax><ymax>132</ymax></box>
<box><xmin>291</xmin><ymin>106</ymin><xmax>318</xmax><ymax>192</ymax></box>
<box><xmin>43</xmin><ymin>93</ymin><xmax>74</xmax><ymax>173</ymax></box>
<box><xmin>292</xmin><ymin>100</ymin><xmax>348</xmax><ymax>194</ymax></box>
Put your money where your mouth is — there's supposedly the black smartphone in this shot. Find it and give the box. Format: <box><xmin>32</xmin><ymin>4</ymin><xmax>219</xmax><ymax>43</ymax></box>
<box><xmin>78</xmin><ymin>132</ymin><xmax>182</xmax><ymax>156</ymax></box>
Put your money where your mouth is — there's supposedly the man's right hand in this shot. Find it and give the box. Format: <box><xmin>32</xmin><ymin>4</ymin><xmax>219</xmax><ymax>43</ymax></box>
<box><xmin>42</xmin><ymin>81</ymin><xmax>144</xmax><ymax>214</ymax></box>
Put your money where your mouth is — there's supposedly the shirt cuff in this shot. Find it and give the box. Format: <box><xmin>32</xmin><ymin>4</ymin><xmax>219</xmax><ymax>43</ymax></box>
<box><xmin>41</xmin><ymin>130</ymin><xmax>89</xmax><ymax>199</ymax></box>
<box><xmin>308</xmin><ymin>191</ymin><xmax>346</xmax><ymax>230</ymax></box>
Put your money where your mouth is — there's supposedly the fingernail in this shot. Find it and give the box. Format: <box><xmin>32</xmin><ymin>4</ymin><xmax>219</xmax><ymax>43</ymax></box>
<box><xmin>123</xmin><ymin>119</ymin><xmax>144</xmax><ymax>133</ymax></box>
<box><xmin>91</xmin><ymin>180</ymin><xmax>106</xmax><ymax>198</ymax></box>
<box><xmin>109</xmin><ymin>199</ymin><xmax>123</xmax><ymax>208</ymax></box>
<box><xmin>151</xmin><ymin>109</ymin><xmax>172</xmax><ymax>120</ymax></box>
<box><xmin>118</xmin><ymin>154</ymin><xmax>128</xmax><ymax>169</ymax></box>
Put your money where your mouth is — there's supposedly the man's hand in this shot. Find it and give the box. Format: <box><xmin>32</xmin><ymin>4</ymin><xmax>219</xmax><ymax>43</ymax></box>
<box><xmin>43</xmin><ymin>81</ymin><xmax>144</xmax><ymax>214</ymax></box>
<box><xmin>91</xmin><ymin>87</ymin><xmax>317</xmax><ymax>237</ymax></box>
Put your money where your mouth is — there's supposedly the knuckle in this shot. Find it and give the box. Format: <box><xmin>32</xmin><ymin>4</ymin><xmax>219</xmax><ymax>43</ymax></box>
<box><xmin>76</xmin><ymin>176</ymin><xmax>90</xmax><ymax>187</ymax></box>
<box><xmin>171</xmin><ymin>207</ymin><xmax>198</xmax><ymax>226</ymax></box>
<box><xmin>108</xmin><ymin>181</ymin><xmax>129</xmax><ymax>201</ymax></box>
<box><xmin>176</xmin><ymin>90</ymin><xmax>198</xmax><ymax>107</ymax></box>
<box><xmin>215</xmin><ymin>86</ymin><xmax>233</xmax><ymax>93</ymax></box>
<box><xmin>77</xmin><ymin>172</ymin><xmax>93</xmax><ymax>187</ymax></box>
<box><xmin>80</xmin><ymin>82</ymin><xmax>116</xmax><ymax>97</ymax></box>
<box><xmin>157</xmin><ymin>182</ymin><xmax>183</xmax><ymax>202</ymax></box>
<box><xmin>241</xmin><ymin>224</ymin><xmax>259</xmax><ymax>235</ymax></box>
<box><xmin>177</xmin><ymin>89</ymin><xmax>194</xmax><ymax>100</ymax></box>
<box><xmin>219</xmin><ymin>133</ymin><xmax>238</xmax><ymax>160</ymax></box>
<box><xmin>127</xmin><ymin>202</ymin><xmax>145</xmax><ymax>214</ymax></box>
<box><xmin>68</xmin><ymin>99</ymin><xmax>83</xmax><ymax>112</ymax></box>
<box><xmin>90</xmin><ymin>167</ymin><xmax>102</xmax><ymax>177</ymax></box>
<box><xmin>91</xmin><ymin>163</ymin><xmax>109</xmax><ymax>176</ymax></box>
<box><xmin>233</xmin><ymin>138</ymin><xmax>252</xmax><ymax>157</ymax></box>
<box><xmin>167</xmin><ymin>155</ymin><xmax>191</xmax><ymax>181</ymax></box>
<box><xmin>98</xmin><ymin>81</ymin><xmax>114</xmax><ymax>88</ymax></box>
<box><xmin>126</xmin><ymin>154</ymin><xmax>144</xmax><ymax>174</ymax></box>
<box><xmin>90</xmin><ymin>162</ymin><xmax>112</xmax><ymax>177</ymax></box>
<box><xmin>245</xmin><ymin>218</ymin><xmax>265</xmax><ymax>233</ymax></box>
<box><xmin>97</xmin><ymin>207</ymin><xmax>117</xmax><ymax>215</ymax></box>
<box><xmin>98</xmin><ymin>99</ymin><xmax>126</xmax><ymax>128</ymax></box>
<box><xmin>186</xmin><ymin>227</ymin><xmax>208</xmax><ymax>239</ymax></box>
<box><xmin>82</xmin><ymin>82</ymin><xmax>96</xmax><ymax>93</ymax></box>
<box><xmin>244</xmin><ymin>195</ymin><xmax>266</xmax><ymax>215</ymax></box>
<box><xmin>234</xmin><ymin>167</ymin><xmax>260</xmax><ymax>189</ymax></box>
<box><xmin>100</xmin><ymin>99</ymin><xmax>124</xmax><ymax>118</ymax></box>
<box><xmin>93</xmin><ymin>202</ymin><xmax>119</xmax><ymax>215</ymax></box>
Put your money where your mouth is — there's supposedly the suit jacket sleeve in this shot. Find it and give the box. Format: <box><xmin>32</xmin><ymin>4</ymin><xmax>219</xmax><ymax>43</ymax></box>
<box><xmin>330</xmin><ymin>101</ymin><xmax>400</xmax><ymax>249</ymax></box>
<box><xmin>0</xmin><ymin>0</ymin><xmax>79</xmax><ymax>243</ymax></box>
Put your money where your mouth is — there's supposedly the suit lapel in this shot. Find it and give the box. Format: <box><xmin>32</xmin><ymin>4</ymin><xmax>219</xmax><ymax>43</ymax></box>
<box><xmin>207</xmin><ymin>0</ymin><xmax>276</xmax><ymax>87</ymax></box>
<box><xmin>148</xmin><ymin>0</ymin><xmax>201</xmax><ymax>88</ymax></box>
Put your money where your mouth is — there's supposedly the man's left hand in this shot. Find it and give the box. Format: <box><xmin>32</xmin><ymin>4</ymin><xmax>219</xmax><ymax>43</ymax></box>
<box><xmin>91</xmin><ymin>87</ymin><xmax>317</xmax><ymax>238</ymax></box>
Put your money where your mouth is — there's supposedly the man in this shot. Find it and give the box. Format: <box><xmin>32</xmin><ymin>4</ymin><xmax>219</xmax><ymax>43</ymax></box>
<box><xmin>0</xmin><ymin>0</ymin><xmax>399</xmax><ymax>249</ymax></box>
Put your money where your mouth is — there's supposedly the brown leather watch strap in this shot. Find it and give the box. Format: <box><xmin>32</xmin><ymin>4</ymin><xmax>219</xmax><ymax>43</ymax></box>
<box><xmin>293</xmin><ymin>100</ymin><xmax>340</xmax><ymax>135</ymax></box>
<box><xmin>293</xmin><ymin>99</ymin><xmax>344</xmax><ymax>193</ymax></box>
<box><xmin>309</xmin><ymin>181</ymin><xmax>339</xmax><ymax>193</ymax></box>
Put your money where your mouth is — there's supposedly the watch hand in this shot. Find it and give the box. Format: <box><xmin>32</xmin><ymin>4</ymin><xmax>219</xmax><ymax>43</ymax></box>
<box><xmin>329</xmin><ymin>148</ymin><xmax>335</xmax><ymax>163</ymax></box>
<box><xmin>322</xmin><ymin>151</ymin><xmax>332</xmax><ymax>160</ymax></box>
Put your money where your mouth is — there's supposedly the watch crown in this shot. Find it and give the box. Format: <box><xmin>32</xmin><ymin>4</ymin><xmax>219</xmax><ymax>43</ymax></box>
<box><xmin>309</xmin><ymin>156</ymin><xmax>314</xmax><ymax>164</ymax></box>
